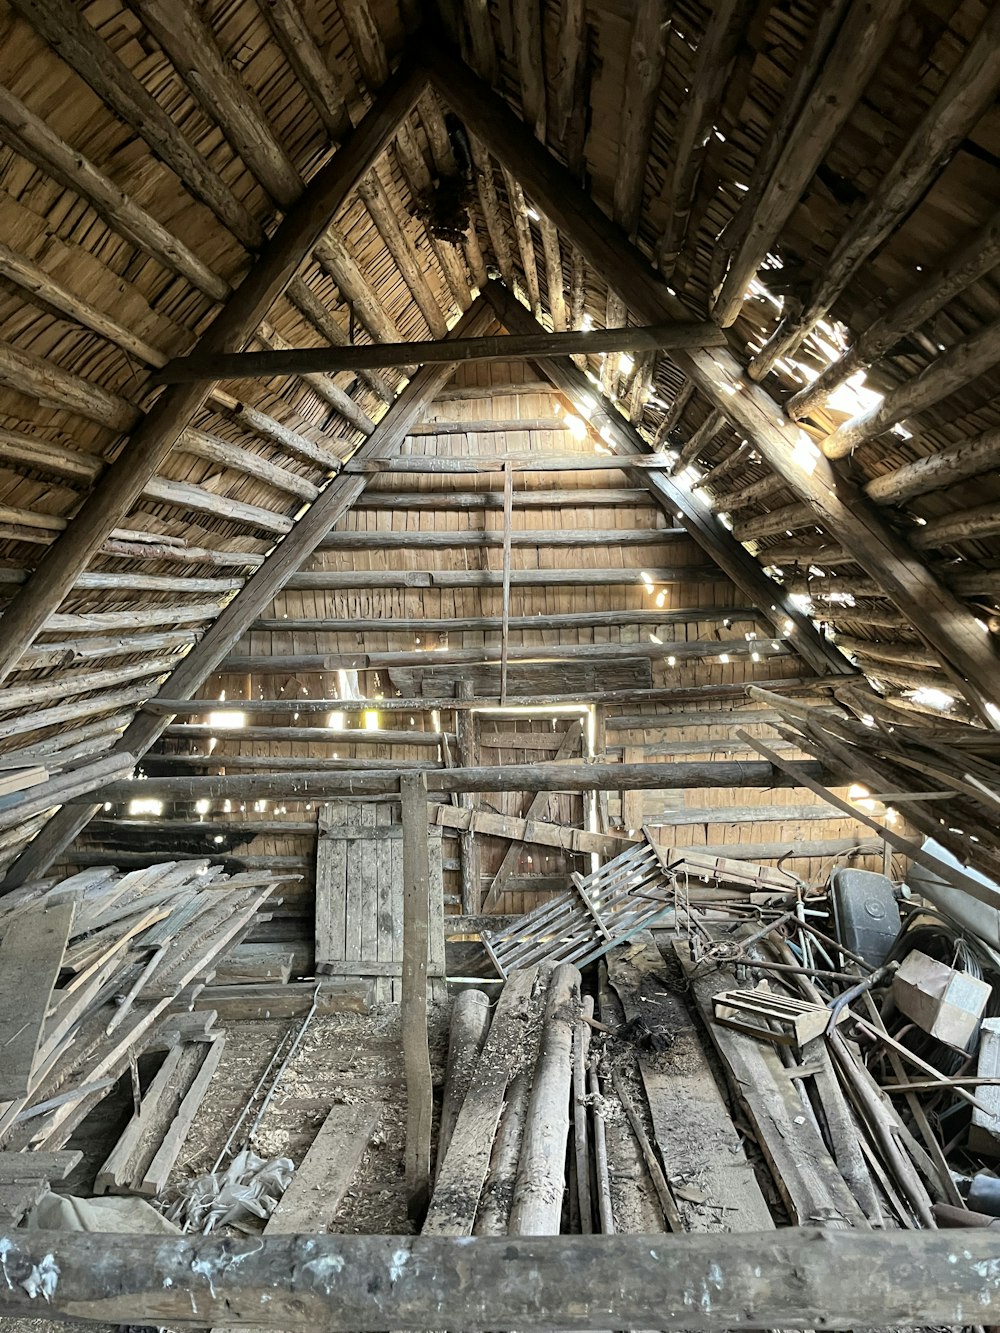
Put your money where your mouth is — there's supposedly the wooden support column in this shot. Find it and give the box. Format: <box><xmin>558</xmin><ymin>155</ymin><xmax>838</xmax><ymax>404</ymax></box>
<box><xmin>401</xmin><ymin>771</ymin><xmax>433</xmax><ymax>1215</ymax></box>
<box><xmin>436</xmin><ymin>63</ymin><xmax>1000</xmax><ymax>715</ymax></box>
<box><xmin>455</xmin><ymin>680</ymin><xmax>480</xmax><ymax>915</ymax></box>
<box><xmin>0</xmin><ymin>63</ymin><xmax>429</xmax><ymax>688</ymax></box>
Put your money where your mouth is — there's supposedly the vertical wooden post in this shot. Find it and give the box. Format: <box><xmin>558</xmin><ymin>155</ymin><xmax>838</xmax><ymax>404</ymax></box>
<box><xmin>591</xmin><ymin>704</ymin><xmax>609</xmax><ymax>836</ymax></box>
<box><xmin>455</xmin><ymin>680</ymin><xmax>480</xmax><ymax>914</ymax></box>
<box><xmin>500</xmin><ymin>460</ymin><xmax>514</xmax><ymax>704</ymax></box>
<box><xmin>401</xmin><ymin>771</ymin><xmax>433</xmax><ymax>1216</ymax></box>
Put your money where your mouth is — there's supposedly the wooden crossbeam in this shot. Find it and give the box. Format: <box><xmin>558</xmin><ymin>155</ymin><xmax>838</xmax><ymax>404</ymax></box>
<box><xmin>152</xmin><ymin>321</ymin><xmax>727</xmax><ymax>383</ymax></box>
<box><xmin>1</xmin><ymin>1228</ymin><xmax>999</xmax><ymax>1328</ymax></box>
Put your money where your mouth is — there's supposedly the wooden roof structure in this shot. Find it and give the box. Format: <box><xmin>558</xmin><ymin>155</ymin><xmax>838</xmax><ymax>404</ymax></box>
<box><xmin>0</xmin><ymin>0</ymin><xmax>997</xmax><ymax>886</ymax></box>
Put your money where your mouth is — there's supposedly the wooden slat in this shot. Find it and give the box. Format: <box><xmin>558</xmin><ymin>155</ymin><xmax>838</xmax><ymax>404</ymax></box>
<box><xmin>0</xmin><ymin>902</ymin><xmax>74</xmax><ymax>1099</ymax></box>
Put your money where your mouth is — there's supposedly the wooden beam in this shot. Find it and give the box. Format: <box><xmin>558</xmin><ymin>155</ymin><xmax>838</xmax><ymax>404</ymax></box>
<box><xmin>657</xmin><ymin>0</ymin><xmax>750</xmax><ymax>273</ymax></box>
<box><xmin>154</xmin><ymin>321</ymin><xmax>727</xmax><ymax>383</ymax></box>
<box><xmin>127</xmin><ymin>0</ymin><xmax>302</xmax><ymax>209</ymax></box>
<box><xmin>87</xmin><ymin>758</ymin><xmax>830</xmax><ymax>802</ymax></box>
<box><xmin>750</xmin><ymin>5</ymin><xmax>1000</xmax><ymax>374</ymax></box>
<box><xmin>712</xmin><ymin>0</ymin><xmax>907</xmax><ymax>326</ymax></box>
<box><xmin>863</xmin><ymin>426</ymin><xmax>1000</xmax><ymax>505</ymax></box>
<box><xmin>251</xmin><ymin>608</ymin><xmax>758</xmax><ymax>632</ymax></box>
<box><xmin>910</xmin><ymin>502</ymin><xmax>1000</xmax><ymax>550</ymax></box>
<box><xmin>422</xmin><ymin>52</ymin><xmax>1000</xmax><ymax>715</ymax></box>
<box><xmin>671</xmin><ymin>408</ymin><xmax>724</xmax><ymax>476</ymax></box>
<box><xmin>0</xmin><ymin>63</ymin><xmax>429</xmax><ymax>687</ymax></box>
<box><xmin>401</xmin><ymin>771</ymin><xmax>433</xmax><ymax>1212</ymax></box>
<box><xmin>0</xmin><ymin>299</ymin><xmax>495</xmax><ymax>887</ymax></box>
<box><xmin>0</xmin><ymin>85</ymin><xmax>229</xmax><ymax>303</ymax></box>
<box><xmin>219</xmin><ymin>640</ymin><xmax>788</xmax><ymax>671</ymax></box>
<box><xmin>143</xmin><ymin>677</ymin><xmax>854</xmax><ymax>716</ymax></box>
<box><xmin>405</xmin><ymin>417</ymin><xmax>568</xmax><ymax>435</ymax></box>
<box><xmin>286</xmin><ymin>279</ymin><xmax>395</xmax><ymax>402</ymax></box>
<box><xmin>7</xmin><ymin>0</ymin><xmax>265</xmax><ymax>249</ymax></box>
<box><xmin>1</xmin><ymin>1228</ymin><xmax>1000</xmax><ymax>1327</ymax></box>
<box><xmin>486</xmin><ymin>283</ymin><xmax>849</xmax><ymax>678</ymax></box>
<box><xmin>613</xmin><ymin>0</ymin><xmax>669</xmax><ymax>238</ymax></box>
<box><xmin>788</xmin><ymin>210</ymin><xmax>1000</xmax><ymax>421</ymax></box>
<box><xmin>823</xmin><ymin>318</ymin><xmax>1000</xmax><ymax>458</ymax></box>
<box><xmin>318</xmin><ymin>527</ymin><xmax>682</xmax><ymax>549</ymax></box>
<box><xmin>711</xmin><ymin>0</ymin><xmax>852</xmax><ymax>307</ymax></box>
<box><xmin>349</xmin><ymin>487</ymin><xmax>656</xmax><ymax>508</ymax></box>
<box><xmin>277</xmin><ymin>566</ymin><xmax>726</xmax><ymax>590</ymax></box>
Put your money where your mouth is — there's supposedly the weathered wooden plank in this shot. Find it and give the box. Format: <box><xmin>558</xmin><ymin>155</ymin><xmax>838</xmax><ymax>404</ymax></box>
<box><xmin>606</xmin><ymin>936</ymin><xmax>773</xmax><ymax>1231</ymax></box>
<box><xmin>0</xmin><ymin>901</ymin><xmax>74</xmax><ymax>1099</ymax></box>
<box><xmin>267</xmin><ymin>1104</ymin><xmax>380</xmax><ymax>1232</ymax></box>
<box><xmin>402</xmin><ymin>773</ymin><xmax>433</xmax><ymax>1210</ymax></box>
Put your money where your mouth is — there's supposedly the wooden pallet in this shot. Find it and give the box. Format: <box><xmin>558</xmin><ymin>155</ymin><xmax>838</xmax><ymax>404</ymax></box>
<box><xmin>315</xmin><ymin>801</ymin><xmax>445</xmax><ymax>1001</ymax></box>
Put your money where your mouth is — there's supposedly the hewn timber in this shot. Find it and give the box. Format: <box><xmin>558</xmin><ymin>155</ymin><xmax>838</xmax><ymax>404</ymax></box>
<box><xmin>219</xmin><ymin>640</ymin><xmax>784</xmax><ymax>671</ymax></box>
<box><xmin>338</xmin><ymin>452</ymin><xmax>672</xmax><ymax>472</ymax></box>
<box><xmin>87</xmin><ymin>759</ymin><xmax>830</xmax><ymax>802</ymax></box>
<box><xmin>279</xmin><ymin>567</ymin><xmax>727</xmax><ymax>590</ymax></box>
<box><xmin>318</xmin><ymin>528</ymin><xmax>683</xmax><ymax>549</ymax></box>
<box><xmin>0</xmin><ymin>64</ymin><xmax>430</xmax><ymax>687</ymax></box>
<box><xmin>142</xmin><ymin>677</ymin><xmax>856</xmax><ymax>716</ymax></box>
<box><xmin>401</xmin><ymin>773</ymin><xmax>433</xmax><ymax>1210</ymax></box>
<box><xmin>351</xmin><ymin>487</ymin><xmax>655</xmax><ymax>509</ymax></box>
<box><xmin>251</xmin><ymin>608</ymin><xmax>760</xmax><ymax>633</ymax></box>
<box><xmin>487</xmin><ymin>284</ymin><xmax>849</xmax><ymax>677</ymax></box>
<box><xmin>0</xmin><ymin>300</ymin><xmax>496</xmax><ymax>887</ymax></box>
<box><xmin>1</xmin><ymin>1229</ymin><xmax>1000</xmax><ymax>1328</ymax></box>
<box><xmin>421</xmin><ymin>50</ymin><xmax>1000</xmax><ymax>715</ymax></box>
<box><xmin>154</xmin><ymin>321</ymin><xmax>727</xmax><ymax>382</ymax></box>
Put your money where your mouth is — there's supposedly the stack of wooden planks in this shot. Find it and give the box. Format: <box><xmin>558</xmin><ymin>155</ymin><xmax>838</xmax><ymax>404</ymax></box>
<box><xmin>0</xmin><ymin>860</ymin><xmax>297</xmax><ymax>1153</ymax></box>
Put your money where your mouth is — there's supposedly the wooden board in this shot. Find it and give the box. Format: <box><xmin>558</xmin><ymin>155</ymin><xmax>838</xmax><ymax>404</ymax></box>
<box><xmin>315</xmin><ymin>800</ymin><xmax>445</xmax><ymax>999</ymax></box>
<box><xmin>606</xmin><ymin>935</ymin><xmax>774</xmax><ymax>1232</ymax></box>
<box><xmin>675</xmin><ymin>941</ymin><xmax>868</xmax><ymax>1229</ymax></box>
<box><xmin>0</xmin><ymin>901</ymin><xmax>75</xmax><ymax>1099</ymax></box>
<box><xmin>267</xmin><ymin>1104</ymin><xmax>380</xmax><ymax>1232</ymax></box>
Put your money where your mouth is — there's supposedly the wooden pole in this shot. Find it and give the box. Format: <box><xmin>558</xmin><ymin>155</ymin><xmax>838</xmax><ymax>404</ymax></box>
<box><xmin>863</xmin><ymin>426</ymin><xmax>1000</xmax><ymax>506</ymax></box>
<box><xmin>500</xmin><ymin>462</ymin><xmax>514</xmax><ymax>705</ymax></box>
<box><xmin>153</xmin><ymin>321</ymin><xmax>726</xmax><ymax>382</ymax></box>
<box><xmin>2</xmin><ymin>1228</ymin><xmax>1000</xmax><ymax>1327</ymax></box>
<box><xmin>0</xmin><ymin>62</ymin><xmax>429</xmax><ymax>687</ymax></box>
<box><xmin>509</xmin><ymin>963</ymin><xmax>581</xmax><ymax>1234</ymax></box>
<box><xmin>86</xmin><ymin>758</ymin><xmax>831</xmax><ymax>803</ymax></box>
<box><xmin>455</xmin><ymin>680</ymin><xmax>481</xmax><ymax>914</ymax></box>
<box><xmin>438</xmin><ymin>990</ymin><xmax>491</xmax><ymax>1177</ymax></box>
<box><xmin>401</xmin><ymin>772</ymin><xmax>433</xmax><ymax>1216</ymax></box>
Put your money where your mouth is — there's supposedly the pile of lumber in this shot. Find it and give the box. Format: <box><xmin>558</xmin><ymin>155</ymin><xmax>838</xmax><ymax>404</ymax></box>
<box><xmin>739</xmin><ymin>682</ymin><xmax>1000</xmax><ymax>893</ymax></box>
<box><xmin>0</xmin><ymin>860</ymin><xmax>296</xmax><ymax>1153</ymax></box>
<box><xmin>423</xmin><ymin>963</ymin><xmax>584</xmax><ymax>1237</ymax></box>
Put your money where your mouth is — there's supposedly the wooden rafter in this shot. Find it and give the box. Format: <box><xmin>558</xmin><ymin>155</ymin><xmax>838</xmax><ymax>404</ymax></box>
<box><xmin>1</xmin><ymin>299</ymin><xmax>497</xmax><ymax>888</ymax></box>
<box><xmin>0</xmin><ymin>63</ymin><xmax>430</xmax><ymax>688</ymax></box>
<box><xmin>426</xmin><ymin>47</ymin><xmax>1000</xmax><ymax>719</ymax></box>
